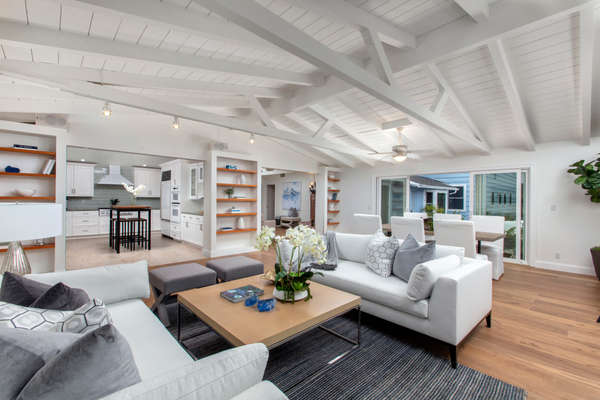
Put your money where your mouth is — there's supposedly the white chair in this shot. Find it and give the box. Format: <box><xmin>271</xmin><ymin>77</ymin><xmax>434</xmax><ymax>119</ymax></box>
<box><xmin>390</xmin><ymin>216</ymin><xmax>425</xmax><ymax>242</ymax></box>
<box><xmin>434</xmin><ymin>220</ymin><xmax>487</xmax><ymax>261</ymax></box>
<box><xmin>352</xmin><ymin>213</ymin><xmax>382</xmax><ymax>234</ymax></box>
<box><xmin>433</xmin><ymin>213</ymin><xmax>462</xmax><ymax>221</ymax></box>
<box><xmin>471</xmin><ymin>215</ymin><xmax>505</xmax><ymax>280</ymax></box>
<box><xmin>404</xmin><ymin>212</ymin><xmax>428</xmax><ymax>219</ymax></box>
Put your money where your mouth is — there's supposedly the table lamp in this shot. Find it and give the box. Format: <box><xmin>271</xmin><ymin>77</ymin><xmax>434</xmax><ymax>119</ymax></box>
<box><xmin>0</xmin><ymin>203</ymin><xmax>63</xmax><ymax>275</ymax></box>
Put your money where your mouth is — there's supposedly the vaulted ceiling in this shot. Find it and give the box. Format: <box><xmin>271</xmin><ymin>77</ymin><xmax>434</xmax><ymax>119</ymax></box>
<box><xmin>0</xmin><ymin>0</ymin><xmax>597</xmax><ymax>167</ymax></box>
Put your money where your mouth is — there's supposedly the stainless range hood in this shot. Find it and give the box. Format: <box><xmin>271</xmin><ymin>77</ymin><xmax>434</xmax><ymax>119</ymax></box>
<box><xmin>97</xmin><ymin>165</ymin><xmax>133</xmax><ymax>186</ymax></box>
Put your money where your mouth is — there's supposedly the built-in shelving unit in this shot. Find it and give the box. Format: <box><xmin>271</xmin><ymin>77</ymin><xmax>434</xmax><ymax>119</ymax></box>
<box><xmin>0</xmin><ymin>172</ymin><xmax>56</xmax><ymax>178</ymax></box>
<box><xmin>315</xmin><ymin>167</ymin><xmax>342</xmax><ymax>233</ymax></box>
<box><xmin>327</xmin><ymin>170</ymin><xmax>341</xmax><ymax>229</ymax></box>
<box><xmin>216</xmin><ymin>167</ymin><xmax>257</xmax><ymax>174</ymax></box>
<box><xmin>0</xmin><ymin>147</ymin><xmax>56</xmax><ymax>156</ymax></box>
<box><xmin>0</xmin><ymin>243</ymin><xmax>55</xmax><ymax>253</ymax></box>
<box><xmin>216</xmin><ymin>228</ymin><xmax>257</xmax><ymax>235</ymax></box>
<box><xmin>0</xmin><ymin>144</ymin><xmax>56</xmax><ymax>203</ymax></box>
<box><xmin>217</xmin><ymin>212</ymin><xmax>257</xmax><ymax>217</ymax></box>
<box><xmin>216</xmin><ymin>183</ymin><xmax>258</xmax><ymax>188</ymax></box>
<box><xmin>0</xmin><ymin>196</ymin><xmax>56</xmax><ymax>201</ymax></box>
<box><xmin>216</xmin><ymin>198</ymin><xmax>257</xmax><ymax>202</ymax></box>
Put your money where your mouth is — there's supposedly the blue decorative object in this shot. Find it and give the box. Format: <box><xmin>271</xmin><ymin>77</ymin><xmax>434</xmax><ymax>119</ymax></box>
<box><xmin>257</xmin><ymin>298</ymin><xmax>276</xmax><ymax>312</ymax></box>
<box><xmin>244</xmin><ymin>295</ymin><xmax>258</xmax><ymax>307</ymax></box>
<box><xmin>5</xmin><ymin>166</ymin><xmax>20</xmax><ymax>173</ymax></box>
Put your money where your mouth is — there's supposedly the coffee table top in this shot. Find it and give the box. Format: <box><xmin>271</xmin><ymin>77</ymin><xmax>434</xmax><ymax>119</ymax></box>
<box><xmin>177</xmin><ymin>275</ymin><xmax>360</xmax><ymax>348</ymax></box>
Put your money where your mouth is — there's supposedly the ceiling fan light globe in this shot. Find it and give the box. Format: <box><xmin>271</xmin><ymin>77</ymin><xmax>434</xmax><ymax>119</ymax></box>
<box><xmin>393</xmin><ymin>154</ymin><xmax>407</xmax><ymax>162</ymax></box>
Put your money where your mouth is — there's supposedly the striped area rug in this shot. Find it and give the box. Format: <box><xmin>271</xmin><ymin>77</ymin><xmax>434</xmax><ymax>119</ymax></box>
<box><xmin>172</xmin><ymin>309</ymin><xmax>526</xmax><ymax>400</ymax></box>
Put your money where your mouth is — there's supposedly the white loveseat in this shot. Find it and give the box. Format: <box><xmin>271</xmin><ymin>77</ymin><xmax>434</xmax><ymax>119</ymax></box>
<box><xmin>17</xmin><ymin>261</ymin><xmax>287</xmax><ymax>400</ymax></box>
<box><xmin>312</xmin><ymin>233</ymin><xmax>492</xmax><ymax>367</ymax></box>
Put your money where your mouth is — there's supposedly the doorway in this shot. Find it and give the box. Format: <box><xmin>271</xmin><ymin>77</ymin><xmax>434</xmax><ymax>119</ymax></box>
<box><xmin>266</xmin><ymin>184</ymin><xmax>275</xmax><ymax>220</ymax></box>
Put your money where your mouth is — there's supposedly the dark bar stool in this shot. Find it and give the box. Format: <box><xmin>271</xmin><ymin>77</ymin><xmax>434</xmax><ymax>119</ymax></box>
<box><xmin>127</xmin><ymin>218</ymin><xmax>148</xmax><ymax>250</ymax></box>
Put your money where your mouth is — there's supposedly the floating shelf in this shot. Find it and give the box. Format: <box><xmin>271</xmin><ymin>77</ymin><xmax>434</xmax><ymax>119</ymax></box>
<box><xmin>328</xmin><ymin>199</ymin><xmax>340</xmax><ymax>203</ymax></box>
<box><xmin>217</xmin><ymin>198</ymin><xmax>257</xmax><ymax>202</ymax></box>
<box><xmin>328</xmin><ymin>222</ymin><xmax>340</xmax><ymax>226</ymax></box>
<box><xmin>0</xmin><ymin>243</ymin><xmax>55</xmax><ymax>253</ymax></box>
<box><xmin>216</xmin><ymin>228</ymin><xmax>257</xmax><ymax>235</ymax></box>
<box><xmin>216</xmin><ymin>183</ymin><xmax>257</xmax><ymax>188</ymax></box>
<box><xmin>0</xmin><ymin>196</ymin><xmax>55</xmax><ymax>201</ymax></box>
<box><xmin>217</xmin><ymin>212</ymin><xmax>257</xmax><ymax>217</ymax></box>
<box><xmin>328</xmin><ymin>210</ymin><xmax>340</xmax><ymax>214</ymax></box>
<box><xmin>328</xmin><ymin>178</ymin><xmax>340</xmax><ymax>182</ymax></box>
<box><xmin>328</xmin><ymin>189</ymin><xmax>340</xmax><ymax>192</ymax></box>
<box><xmin>0</xmin><ymin>147</ymin><xmax>56</xmax><ymax>156</ymax></box>
<box><xmin>0</xmin><ymin>172</ymin><xmax>55</xmax><ymax>178</ymax></box>
<box><xmin>217</xmin><ymin>168</ymin><xmax>257</xmax><ymax>174</ymax></box>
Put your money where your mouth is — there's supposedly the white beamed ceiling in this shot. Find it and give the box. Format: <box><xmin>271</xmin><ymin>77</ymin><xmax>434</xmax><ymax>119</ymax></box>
<box><xmin>0</xmin><ymin>0</ymin><xmax>597</xmax><ymax>166</ymax></box>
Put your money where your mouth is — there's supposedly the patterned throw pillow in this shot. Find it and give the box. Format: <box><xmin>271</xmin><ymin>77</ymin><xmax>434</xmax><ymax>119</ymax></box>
<box><xmin>365</xmin><ymin>231</ymin><xmax>400</xmax><ymax>277</ymax></box>
<box><xmin>0</xmin><ymin>302</ymin><xmax>70</xmax><ymax>331</ymax></box>
<box><xmin>54</xmin><ymin>299</ymin><xmax>112</xmax><ymax>334</ymax></box>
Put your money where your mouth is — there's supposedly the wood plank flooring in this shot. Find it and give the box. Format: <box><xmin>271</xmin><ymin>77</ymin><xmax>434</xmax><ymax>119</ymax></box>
<box><xmin>149</xmin><ymin>251</ymin><xmax>600</xmax><ymax>400</ymax></box>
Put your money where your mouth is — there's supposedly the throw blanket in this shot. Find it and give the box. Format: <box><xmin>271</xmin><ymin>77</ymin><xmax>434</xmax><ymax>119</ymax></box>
<box><xmin>311</xmin><ymin>231</ymin><xmax>339</xmax><ymax>271</ymax></box>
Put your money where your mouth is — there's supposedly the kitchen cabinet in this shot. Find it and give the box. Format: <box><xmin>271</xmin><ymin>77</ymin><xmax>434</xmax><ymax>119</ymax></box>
<box><xmin>66</xmin><ymin>211</ymin><xmax>99</xmax><ymax>237</ymax></box>
<box><xmin>188</xmin><ymin>163</ymin><xmax>204</xmax><ymax>200</ymax></box>
<box><xmin>182</xmin><ymin>214</ymin><xmax>203</xmax><ymax>246</ymax></box>
<box><xmin>171</xmin><ymin>163</ymin><xmax>182</xmax><ymax>188</ymax></box>
<box><xmin>133</xmin><ymin>168</ymin><xmax>161</xmax><ymax>198</ymax></box>
<box><xmin>152</xmin><ymin>210</ymin><xmax>161</xmax><ymax>231</ymax></box>
<box><xmin>67</xmin><ymin>162</ymin><xmax>95</xmax><ymax>197</ymax></box>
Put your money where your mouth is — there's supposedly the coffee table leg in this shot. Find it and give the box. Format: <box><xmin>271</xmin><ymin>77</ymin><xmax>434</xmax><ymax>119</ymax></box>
<box><xmin>357</xmin><ymin>306</ymin><xmax>361</xmax><ymax>346</ymax></box>
<box><xmin>177</xmin><ymin>302</ymin><xmax>181</xmax><ymax>342</ymax></box>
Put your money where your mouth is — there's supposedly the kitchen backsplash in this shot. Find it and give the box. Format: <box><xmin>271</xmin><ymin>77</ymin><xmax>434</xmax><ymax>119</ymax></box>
<box><xmin>67</xmin><ymin>185</ymin><xmax>161</xmax><ymax>210</ymax></box>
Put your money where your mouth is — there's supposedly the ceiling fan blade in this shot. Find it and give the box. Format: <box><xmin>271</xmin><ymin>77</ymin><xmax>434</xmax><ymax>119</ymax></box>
<box><xmin>407</xmin><ymin>153</ymin><xmax>421</xmax><ymax>160</ymax></box>
<box><xmin>368</xmin><ymin>151</ymin><xmax>395</xmax><ymax>155</ymax></box>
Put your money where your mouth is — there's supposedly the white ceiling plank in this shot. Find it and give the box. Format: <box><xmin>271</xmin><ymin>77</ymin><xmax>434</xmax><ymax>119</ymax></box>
<box><xmin>430</xmin><ymin>89</ymin><xmax>449</xmax><ymax>115</ymax></box>
<box><xmin>487</xmin><ymin>39</ymin><xmax>536</xmax><ymax>151</ymax></box>
<box><xmin>453</xmin><ymin>0</ymin><xmax>490</xmax><ymax>23</ymax></box>
<box><xmin>381</xmin><ymin>118</ymin><xmax>412</xmax><ymax>130</ymax></box>
<box><xmin>0</xmin><ymin>19</ymin><xmax>319</xmax><ymax>86</ymax></box>
<box><xmin>0</xmin><ymin>64</ymin><xmax>364</xmax><ymax>155</ymax></box>
<box><xmin>313</xmin><ymin>119</ymin><xmax>334</xmax><ymax>139</ymax></box>
<box><xmin>195</xmin><ymin>0</ymin><xmax>490</xmax><ymax>153</ymax></box>
<box><xmin>313</xmin><ymin>147</ymin><xmax>357</xmax><ymax>168</ymax></box>
<box><xmin>578</xmin><ymin>6</ymin><xmax>594</xmax><ymax>145</ymax></box>
<box><xmin>336</xmin><ymin>95</ymin><xmax>383</xmax><ymax>129</ymax></box>
<box><xmin>360</xmin><ymin>27</ymin><xmax>394</xmax><ymax>85</ymax></box>
<box><xmin>0</xmin><ymin>60</ymin><xmax>286</xmax><ymax>98</ymax></box>
<box><xmin>291</xmin><ymin>0</ymin><xmax>416</xmax><ymax>48</ymax></box>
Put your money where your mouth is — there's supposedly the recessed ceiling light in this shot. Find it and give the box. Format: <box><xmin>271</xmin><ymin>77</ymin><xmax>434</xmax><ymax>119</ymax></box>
<box><xmin>142</xmin><ymin>164</ymin><xmax>147</xmax><ymax>167</ymax></box>
<box><xmin>80</xmin><ymin>158</ymin><xmax>86</xmax><ymax>162</ymax></box>
<box><xmin>102</xmin><ymin>102</ymin><xmax>112</xmax><ymax>118</ymax></box>
<box><xmin>172</xmin><ymin>116</ymin><xmax>180</xmax><ymax>130</ymax></box>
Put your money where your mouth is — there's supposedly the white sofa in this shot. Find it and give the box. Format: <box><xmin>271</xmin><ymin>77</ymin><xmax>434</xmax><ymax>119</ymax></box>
<box><xmin>16</xmin><ymin>261</ymin><xmax>287</xmax><ymax>400</ymax></box>
<box><xmin>312</xmin><ymin>233</ymin><xmax>492</xmax><ymax>367</ymax></box>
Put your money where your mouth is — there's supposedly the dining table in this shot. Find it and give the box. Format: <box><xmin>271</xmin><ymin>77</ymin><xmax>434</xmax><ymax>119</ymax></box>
<box><xmin>110</xmin><ymin>205</ymin><xmax>152</xmax><ymax>254</ymax></box>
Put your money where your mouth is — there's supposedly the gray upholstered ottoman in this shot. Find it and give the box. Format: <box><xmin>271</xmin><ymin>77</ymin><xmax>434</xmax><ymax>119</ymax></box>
<box><xmin>206</xmin><ymin>256</ymin><xmax>264</xmax><ymax>282</ymax></box>
<box><xmin>149</xmin><ymin>263</ymin><xmax>216</xmax><ymax>326</ymax></box>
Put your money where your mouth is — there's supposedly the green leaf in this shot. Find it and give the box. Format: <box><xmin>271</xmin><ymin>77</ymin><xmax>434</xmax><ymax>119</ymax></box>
<box><xmin>574</xmin><ymin>176</ymin><xmax>587</xmax><ymax>185</ymax></box>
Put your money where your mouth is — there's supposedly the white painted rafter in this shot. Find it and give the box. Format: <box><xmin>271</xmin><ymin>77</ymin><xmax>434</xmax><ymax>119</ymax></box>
<box><xmin>381</xmin><ymin>118</ymin><xmax>411</xmax><ymax>130</ymax></box>
<box><xmin>360</xmin><ymin>27</ymin><xmax>395</xmax><ymax>85</ymax></box>
<box><xmin>454</xmin><ymin>0</ymin><xmax>490</xmax><ymax>23</ymax></box>
<box><xmin>313</xmin><ymin>119</ymin><xmax>334</xmax><ymax>139</ymax></box>
<box><xmin>430</xmin><ymin>89</ymin><xmax>449</xmax><ymax>115</ymax></box>
<box><xmin>487</xmin><ymin>39</ymin><xmax>536</xmax><ymax>151</ymax></box>
<box><xmin>0</xmin><ymin>19</ymin><xmax>319</xmax><ymax>86</ymax></box>
<box><xmin>578</xmin><ymin>5</ymin><xmax>594</xmax><ymax>146</ymax></box>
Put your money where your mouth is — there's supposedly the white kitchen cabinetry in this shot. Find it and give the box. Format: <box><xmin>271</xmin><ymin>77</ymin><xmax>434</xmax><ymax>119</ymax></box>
<box><xmin>66</xmin><ymin>162</ymin><xmax>95</xmax><ymax>197</ymax></box>
<box><xmin>67</xmin><ymin>211</ymin><xmax>99</xmax><ymax>237</ymax></box>
<box><xmin>182</xmin><ymin>214</ymin><xmax>203</xmax><ymax>246</ymax></box>
<box><xmin>133</xmin><ymin>168</ymin><xmax>161</xmax><ymax>198</ymax></box>
<box><xmin>171</xmin><ymin>163</ymin><xmax>182</xmax><ymax>188</ymax></box>
<box><xmin>152</xmin><ymin>210</ymin><xmax>161</xmax><ymax>231</ymax></box>
<box><xmin>188</xmin><ymin>163</ymin><xmax>204</xmax><ymax>200</ymax></box>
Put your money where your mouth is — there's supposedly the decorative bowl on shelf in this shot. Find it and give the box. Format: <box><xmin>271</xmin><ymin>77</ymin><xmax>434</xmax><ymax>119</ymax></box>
<box><xmin>14</xmin><ymin>188</ymin><xmax>37</xmax><ymax>197</ymax></box>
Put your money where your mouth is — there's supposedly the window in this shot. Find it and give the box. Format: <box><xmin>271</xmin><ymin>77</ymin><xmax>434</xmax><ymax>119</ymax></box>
<box><xmin>448</xmin><ymin>185</ymin><xmax>465</xmax><ymax>211</ymax></box>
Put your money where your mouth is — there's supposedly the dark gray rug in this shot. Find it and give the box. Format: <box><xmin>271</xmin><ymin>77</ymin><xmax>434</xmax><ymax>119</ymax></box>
<box><xmin>170</xmin><ymin>308</ymin><xmax>526</xmax><ymax>400</ymax></box>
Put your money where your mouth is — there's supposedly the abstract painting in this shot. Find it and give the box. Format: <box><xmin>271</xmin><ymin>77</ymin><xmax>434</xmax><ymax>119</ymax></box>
<box><xmin>282</xmin><ymin>181</ymin><xmax>301</xmax><ymax>210</ymax></box>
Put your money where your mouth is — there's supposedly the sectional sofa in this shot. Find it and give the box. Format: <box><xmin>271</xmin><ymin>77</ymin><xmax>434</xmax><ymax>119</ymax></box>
<box><xmin>311</xmin><ymin>232</ymin><xmax>493</xmax><ymax>367</ymax></box>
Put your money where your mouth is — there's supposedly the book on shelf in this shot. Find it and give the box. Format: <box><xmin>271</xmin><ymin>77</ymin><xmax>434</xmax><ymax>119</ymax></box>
<box><xmin>41</xmin><ymin>159</ymin><xmax>55</xmax><ymax>175</ymax></box>
<box><xmin>219</xmin><ymin>226</ymin><xmax>234</xmax><ymax>231</ymax></box>
<box><xmin>229</xmin><ymin>207</ymin><xmax>242</xmax><ymax>213</ymax></box>
<box><xmin>13</xmin><ymin>144</ymin><xmax>38</xmax><ymax>150</ymax></box>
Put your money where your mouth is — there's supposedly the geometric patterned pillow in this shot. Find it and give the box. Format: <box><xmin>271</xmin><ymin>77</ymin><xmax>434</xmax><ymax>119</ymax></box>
<box><xmin>365</xmin><ymin>231</ymin><xmax>400</xmax><ymax>277</ymax></box>
<box><xmin>53</xmin><ymin>298</ymin><xmax>112</xmax><ymax>334</ymax></box>
<box><xmin>0</xmin><ymin>301</ymin><xmax>71</xmax><ymax>331</ymax></box>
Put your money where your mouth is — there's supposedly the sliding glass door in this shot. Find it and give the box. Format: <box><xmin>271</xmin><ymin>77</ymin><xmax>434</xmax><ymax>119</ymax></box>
<box><xmin>378</xmin><ymin>177</ymin><xmax>408</xmax><ymax>225</ymax></box>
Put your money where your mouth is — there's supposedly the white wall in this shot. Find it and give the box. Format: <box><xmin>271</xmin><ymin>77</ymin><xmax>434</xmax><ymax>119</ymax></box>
<box><xmin>338</xmin><ymin>139</ymin><xmax>600</xmax><ymax>276</ymax></box>
<box><xmin>261</xmin><ymin>172</ymin><xmax>314</xmax><ymax>222</ymax></box>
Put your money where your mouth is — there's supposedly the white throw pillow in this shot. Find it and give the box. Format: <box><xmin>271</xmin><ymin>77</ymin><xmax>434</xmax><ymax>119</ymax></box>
<box><xmin>365</xmin><ymin>232</ymin><xmax>400</xmax><ymax>278</ymax></box>
<box><xmin>407</xmin><ymin>255</ymin><xmax>461</xmax><ymax>301</ymax></box>
<box><xmin>335</xmin><ymin>233</ymin><xmax>373</xmax><ymax>263</ymax></box>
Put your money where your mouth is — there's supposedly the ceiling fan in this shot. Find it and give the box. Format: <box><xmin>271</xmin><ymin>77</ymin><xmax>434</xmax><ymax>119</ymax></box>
<box><xmin>369</xmin><ymin>129</ymin><xmax>422</xmax><ymax>162</ymax></box>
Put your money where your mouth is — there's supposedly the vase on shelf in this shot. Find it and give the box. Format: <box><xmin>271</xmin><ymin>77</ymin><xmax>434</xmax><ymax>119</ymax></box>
<box><xmin>237</xmin><ymin>217</ymin><xmax>245</xmax><ymax>230</ymax></box>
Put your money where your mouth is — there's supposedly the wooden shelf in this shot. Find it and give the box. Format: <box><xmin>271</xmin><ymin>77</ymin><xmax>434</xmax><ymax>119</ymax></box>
<box><xmin>328</xmin><ymin>178</ymin><xmax>340</xmax><ymax>182</ymax></box>
<box><xmin>0</xmin><ymin>243</ymin><xmax>55</xmax><ymax>253</ymax></box>
<box><xmin>0</xmin><ymin>147</ymin><xmax>56</xmax><ymax>156</ymax></box>
<box><xmin>217</xmin><ymin>198</ymin><xmax>257</xmax><ymax>202</ymax></box>
<box><xmin>0</xmin><ymin>172</ymin><xmax>55</xmax><ymax>178</ymax></box>
<box><xmin>328</xmin><ymin>210</ymin><xmax>340</xmax><ymax>213</ymax></box>
<box><xmin>328</xmin><ymin>189</ymin><xmax>340</xmax><ymax>192</ymax></box>
<box><xmin>216</xmin><ymin>183</ymin><xmax>257</xmax><ymax>188</ymax></box>
<box><xmin>216</xmin><ymin>228</ymin><xmax>256</xmax><ymax>235</ymax></box>
<box><xmin>0</xmin><ymin>196</ymin><xmax>55</xmax><ymax>201</ymax></box>
<box><xmin>328</xmin><ymin>222</ymin><xmax>340</xmax><ymax>226</ymax></box>
<box><xmin>217</xmin><ymin>168</ymin><xmax>257</xmax><ymax>174</ymax></box>
<box><xmin>217</xmin><ymin>212</ymin><xmax>257</xmax><ymax>217</ymax></box>
<box><xmin>328</xmin><ymin>199</ymin><xmax>340</xmax><ymax>203</ymax></box>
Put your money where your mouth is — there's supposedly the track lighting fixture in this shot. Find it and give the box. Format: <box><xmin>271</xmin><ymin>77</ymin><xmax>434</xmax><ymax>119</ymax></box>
<box><xmin>172</xmin><ymin>116</ymin><xmax>180</xmax><ymax>130</ymax></box>
<box><xmin>102</xmin><ymin>102</ymin><xmax>112</xmax><ymax>118</ymax></box>
<box><xmin>249</xmin><ymin>133</ymin><xmax>255</xmax><ymax>144</ymax></box>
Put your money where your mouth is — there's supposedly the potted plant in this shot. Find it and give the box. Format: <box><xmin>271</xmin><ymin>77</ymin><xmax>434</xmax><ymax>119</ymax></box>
<box><xmin>255</xmin><ymin>225</ymin><xmax>326</xmax><ymax>302</ymax></box>
<box><xmin>224</xmin><ymin>188</ymin><xmax>234</xmax><ymax>199</ymax></box>
<box><xmin>568</xmin><ymin>154</ymin><xmax>600</xmax><ymax>279</ymax></box>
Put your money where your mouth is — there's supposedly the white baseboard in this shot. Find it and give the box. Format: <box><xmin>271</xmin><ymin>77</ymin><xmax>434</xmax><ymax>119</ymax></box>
<box><xmin>534</xmin><ymin>260</ymin><xmax>596</xmax><ymax>276</ymax></box>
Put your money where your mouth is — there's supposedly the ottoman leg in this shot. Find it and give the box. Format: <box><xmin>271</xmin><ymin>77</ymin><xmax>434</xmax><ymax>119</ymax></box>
<box><xmin>152</xmin><ymin>286</ymin><xmax>171</xmax><ymax>327</ymax></box>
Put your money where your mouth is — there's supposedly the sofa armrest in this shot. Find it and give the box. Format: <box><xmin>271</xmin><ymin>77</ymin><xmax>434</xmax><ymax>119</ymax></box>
<box><xmin>102</xmin><ymin>343</ymin><xmax>270</xmax><ymax>400</ymax></box>
<box><xmin>26</xmin><ymin>261</ymin><xmax>150</xmax><ymax>305</ymax></box>
<box><xmin>428</xmin><ymin>258</ymin><xmax>492</xmax><ymax>345</ymax></box>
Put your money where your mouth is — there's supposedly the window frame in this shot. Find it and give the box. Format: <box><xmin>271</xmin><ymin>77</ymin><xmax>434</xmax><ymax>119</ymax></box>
<box><xmin>447</xmin><ymin>184</ymin><xmax>466</xmax><ymax>212</ymax></box>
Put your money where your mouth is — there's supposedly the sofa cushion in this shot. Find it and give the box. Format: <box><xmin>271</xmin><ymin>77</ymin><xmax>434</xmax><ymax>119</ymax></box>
<box><xmin>393</xmin><ymin>241</ymin><xmax>436</xmax><ymax>282</ymax></box>
<box><xmin>335</xmin><ymin>233</ymin><xmax>373</xmax><ymax>264</ymax></box>
<box><xmin>0</xmin><ymin>302</ymin><xmax>70</xmax><ymax>331</ymax></box>
<box><xmin>106</xmin><ymin>299</ymin><xmax>192</xmax><ymax>380</ymax></box>
<box><xmin>312</xmin><ymin>260</ymin><xmax>429</xmax><ymax>319</ymax></box>
<box><xmin>29</xmin><ymin>282</ymin><xmax>90</xmax><ymax>311</ymax></box>
<box><xmin>0</xmin><ymin>272</ymin><xmax>51</xmax><ymax>306</ymax></box>
<box><xmin>365</xmin><ymin>232</ymin><xmax>399</xmax><ymax>277</ymax></box>
<box><xmin>407</xmin><ymin>255</ymin><xmax>461</xmax><ymax>301</ymax></box>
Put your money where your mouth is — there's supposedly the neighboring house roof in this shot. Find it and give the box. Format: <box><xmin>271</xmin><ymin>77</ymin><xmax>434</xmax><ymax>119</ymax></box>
<box><xmin>410</xmin><ymin>176</ymin><xmax>458</xmax><ymax>192</ymax></box>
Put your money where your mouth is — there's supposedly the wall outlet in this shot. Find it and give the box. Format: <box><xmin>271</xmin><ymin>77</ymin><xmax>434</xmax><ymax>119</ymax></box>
<box><xmin>555</xmin><ymin>252</ymin><xmax>560</xmax><ymax>260</ymax></box>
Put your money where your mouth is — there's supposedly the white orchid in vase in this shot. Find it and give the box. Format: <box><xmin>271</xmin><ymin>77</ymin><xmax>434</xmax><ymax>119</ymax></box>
<box><xmin>255</xmin><ymin>225</ymin><xmax>326</xmax><ymax>302</ymax></box>
<box><xmin>122</xmin><ymin>183</ymin><xmax>146</xmax><ymax>199</ymax></box>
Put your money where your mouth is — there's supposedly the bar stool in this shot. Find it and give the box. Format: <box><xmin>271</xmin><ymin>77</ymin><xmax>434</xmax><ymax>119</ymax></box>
<box><xmin>127</xmin><ymin>218</ymin><xmax>147</xmax><ymax>250</ymax></box>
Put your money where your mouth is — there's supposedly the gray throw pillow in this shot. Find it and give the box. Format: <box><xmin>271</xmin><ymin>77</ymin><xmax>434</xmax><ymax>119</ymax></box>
<box><xmin>0</xmin><ymin>273</ymin><xmax>51</xmax><ymax>306</ymax></box>
<box><xmin>393</xmin><ymin>240</ymin><xmax>436</xmax><ymax>282</ymax></box>
<box><xmin>18</xmin><ymin>324</ymin><xmax>141</xmax><ymax>400</ymax></box>
<box><xmin>30</xmin><ymin>283</ymin><xmax>90</xmax><ymax>311</ymax></box>
<box><xmin>0</xmin><ymin>327</ymin><xmax>78</xmax><ymax>400</ymax></box>
<box><xmin>366</xmin><ymin>231</ymin><xmax>400</xmax><ymax>277</ymax></box>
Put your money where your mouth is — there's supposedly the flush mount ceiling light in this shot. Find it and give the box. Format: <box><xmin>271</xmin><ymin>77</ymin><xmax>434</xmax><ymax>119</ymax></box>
<box><xmin>102</xmin><ymin>102</ymin><xmax>112</xmax><ymax>118</ymax></box>
<box><xmin>249</xmin><ymin>133</ymin><xmax>255</xmax><ymax>144</ymax></box>
<box><xmin>172</xmin><ymin>116</ymin><xmax>180</xmax><ymax>130</ymax></box>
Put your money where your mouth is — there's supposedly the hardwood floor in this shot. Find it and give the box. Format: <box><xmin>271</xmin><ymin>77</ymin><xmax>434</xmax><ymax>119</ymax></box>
<box><xmin>150</xmin><ymin>251</ymin><xmax>600</xmax><ymax>400</ymax></box>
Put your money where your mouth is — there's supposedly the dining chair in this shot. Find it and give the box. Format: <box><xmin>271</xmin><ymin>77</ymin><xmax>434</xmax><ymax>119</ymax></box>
<box><xmin>404</xmin><ymin>212</ymin><xmax>428</xmax><ymax>219</ymax></box>
<box><xmin>391</xmin><ymin>216</ymin><xmax>425</xmax><ymax>242</ymax></box>
<box><xmin>433</xmin><ymin>213</ymin><xmax>462</xmax><ymax>221</ymax></box>
<box><xmin>434</xmin><ymin>220</ymin><xmax>487</xmax><ymax>260</ymax></box>
<box><xmin>352</xmin><ymin>213</ymin><xmax>382</xmax><ymax>234</ymax></box>
<box><xmin>471</xmin><ymin>215</ymin><xmax>505</xmax><ymax>280</ymax></box>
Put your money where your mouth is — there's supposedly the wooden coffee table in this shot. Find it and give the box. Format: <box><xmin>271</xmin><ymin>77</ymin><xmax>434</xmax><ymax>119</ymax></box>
<box><xmin>176</xmin><ymin>275</ymin><xmax>361</xmax><ymax>354</ymax></box>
